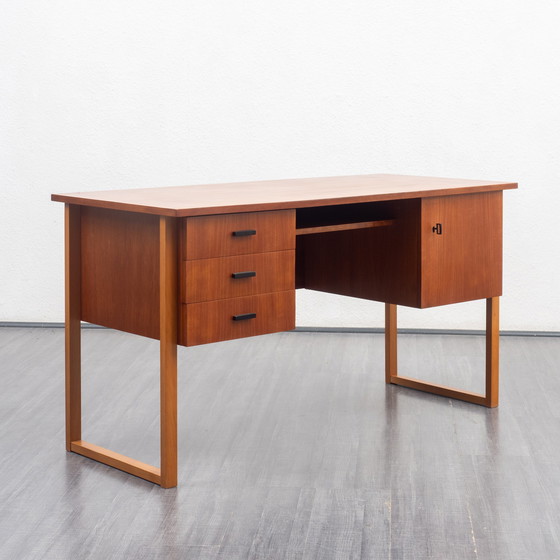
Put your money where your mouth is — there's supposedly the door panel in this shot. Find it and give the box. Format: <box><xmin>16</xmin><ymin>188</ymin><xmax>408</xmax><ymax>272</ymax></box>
<box><xmin>420</xmin><ymin>192</ymin><xmax>502</xmax><ymax>307</ymax></box>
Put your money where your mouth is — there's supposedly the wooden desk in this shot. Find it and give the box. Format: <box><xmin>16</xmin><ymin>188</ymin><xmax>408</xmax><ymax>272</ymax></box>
<box><xmin>52</xmin><ymin>173</ymin><xmax>517</xmax><ymax>487</ymax></box>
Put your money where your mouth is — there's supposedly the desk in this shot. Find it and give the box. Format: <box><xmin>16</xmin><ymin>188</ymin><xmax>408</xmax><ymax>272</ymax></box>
<box><xmin>52</xmin><ymin>173</ymin><xmax>517</xmax><ymax>487</ymax></box>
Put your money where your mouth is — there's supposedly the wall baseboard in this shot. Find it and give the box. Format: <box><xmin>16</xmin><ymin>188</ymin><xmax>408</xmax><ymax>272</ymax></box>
<box><xmin>0</xmin><ymin>322</ymin><xmax>558</xmax><ymax>337</ymax></box>
<box><xmin>300</xmin><ymin>327</ymin><xmax>560</xmax><ymax>337</ymax></box>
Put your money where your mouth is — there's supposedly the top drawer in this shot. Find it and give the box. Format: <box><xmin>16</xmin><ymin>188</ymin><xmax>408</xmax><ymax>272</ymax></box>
<box><xmin>183</xmin><ymin>210</ymin><xmax>295</xmax><ymax>260</ymax></box>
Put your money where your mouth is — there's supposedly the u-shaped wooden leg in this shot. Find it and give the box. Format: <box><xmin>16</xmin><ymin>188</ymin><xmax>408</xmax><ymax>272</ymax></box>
<box><xmin>385</xmin><ymin>298</ymin><xmax>500</xmax><ymax>408</ymax></box>
<box><xmin>65</xmin><ymin>207</ymin><xmax>178</xmax><ymax>487</ymax></box>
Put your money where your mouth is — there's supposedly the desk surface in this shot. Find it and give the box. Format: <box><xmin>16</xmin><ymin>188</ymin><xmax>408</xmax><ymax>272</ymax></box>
<box><xmin>51</xmin><ymin>173</ymin><xmax>517</xmax><ymax>217</ymax></box>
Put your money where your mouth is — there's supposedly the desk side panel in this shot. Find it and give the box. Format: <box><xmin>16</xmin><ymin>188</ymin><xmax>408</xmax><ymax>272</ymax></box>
<box><xmin>81</xmin><ymin>207</ymin><xmax>160</xmax><ymax>339</ymax></box>
<box><xmin>300</xmin><ymin>199</ymin><xmax>421</xmax><ymax>307</ymax></box>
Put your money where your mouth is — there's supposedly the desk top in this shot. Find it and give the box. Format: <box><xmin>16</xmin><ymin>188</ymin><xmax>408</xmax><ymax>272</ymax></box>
<box><xmin>51</xmin><ymin>173</ymin><xmax>517</xmax><ymax>217</ymax></box>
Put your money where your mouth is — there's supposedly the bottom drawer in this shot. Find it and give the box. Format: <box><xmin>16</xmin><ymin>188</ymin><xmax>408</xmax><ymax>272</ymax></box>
<box><xmin>181</xmin><ymin>291</ymin><xmax>295</xmax><ymax>346</ymax></box>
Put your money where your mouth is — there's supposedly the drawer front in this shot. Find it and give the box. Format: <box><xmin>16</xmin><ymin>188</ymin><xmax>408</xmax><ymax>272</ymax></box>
<box><xmin>183</xmin><ymin>250</ymin><xmax>294</xmax><ymax>303</ymax></box>
<box><xmin>181</xmin><ymin>291</ymin><xmax>295</xmax><ymax>346</ymax></box>
<box><xmin>184</xmin><ymin>210</ymin><xmax>295</xmax><ymax>260</ymax></box>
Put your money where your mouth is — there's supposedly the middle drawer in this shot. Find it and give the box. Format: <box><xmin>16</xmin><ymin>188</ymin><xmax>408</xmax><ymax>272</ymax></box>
<box><xmin>182</xmin><ymin>250</ymin><xmax>294</xmax><ymax>303</ymax></box>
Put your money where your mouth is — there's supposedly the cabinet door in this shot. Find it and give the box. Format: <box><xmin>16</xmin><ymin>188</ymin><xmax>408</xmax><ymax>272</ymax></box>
<box><xmin>420</xmin><ymin>192</ymin><xmax>502</xmax><ymax>308</ymax></box>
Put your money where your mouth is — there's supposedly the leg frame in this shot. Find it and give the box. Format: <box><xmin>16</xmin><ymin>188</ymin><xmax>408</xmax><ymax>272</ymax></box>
<box><xmin>385</xmin><ymin>298</ymin><xmax>499</xmax><ymax>407</ymax></box>
<box><xmin>65</xmin><ymin>205</ymin><xmax>178</xmax><ymax>487</ymax></box>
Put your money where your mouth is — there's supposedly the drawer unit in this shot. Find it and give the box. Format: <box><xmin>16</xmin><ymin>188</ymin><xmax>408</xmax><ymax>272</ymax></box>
<box><xmin>181</xmin><ymin>291</ymin><xmax>295</xmax><ymax>346</ymax></box>
<box><xmin>180</xmin><ymin>209</ymin><xmax>296</xmax><ymax>346</ymax></box>
<box><xmin>183</xmin><ymin>210</ymin><xmax>295</xmax><ymax>260</ymax></box>
<box><xmin>182</xmin><ymin>250</ymin><xmax>294</xmax><ymax>303</ymax></box>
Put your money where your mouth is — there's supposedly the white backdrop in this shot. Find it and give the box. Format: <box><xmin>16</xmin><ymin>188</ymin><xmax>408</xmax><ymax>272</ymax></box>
<box><xmin>1</xmin><ymin>1</ymin><xmax>559</xmax><ymax>331</ymax></box>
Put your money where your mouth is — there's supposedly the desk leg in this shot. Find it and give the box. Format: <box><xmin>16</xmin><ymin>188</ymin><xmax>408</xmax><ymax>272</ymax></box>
<box><xmin>385</xmin><ymin>303</ymin><xmax>397</xmax><ymax>384</ymax></box>
<box><xmin>65</xmin><ymin>204</ymin><xmax>82</xmax><ymax>449</ymax></box>
<box><xmin>485</xmin><ymin>297</ymin><xmax>499</xmax><ymax>407</ymax></box>
<box><xmin>159</xmin><ymin>216</ymin><xmax>178</xmax><ymax>488</ymax></box>
<box><xmin>66</xmin><ymin>211</ymin><xmax>178</xmax><ymax>487</ymax></box>
<box><xmin>385</xmin><ymin>298</ymin><xmax>500</xmax><ymax>408</ymax></box>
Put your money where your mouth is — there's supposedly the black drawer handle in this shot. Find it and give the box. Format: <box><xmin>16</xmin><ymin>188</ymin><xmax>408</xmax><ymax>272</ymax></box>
<box><xmin>232</xmin><ymin>313</ymin><xmax>257</xmax><ymax>321</ymax></box>
<box><xmin>231</xmin><ymin>271</ymin><xmax>257</xmax><ymax>279</ymax></box>
<box><xmin>232</xmin><ymin>229</ymin><xmax>256</xmax><ymax>237</ymax></box>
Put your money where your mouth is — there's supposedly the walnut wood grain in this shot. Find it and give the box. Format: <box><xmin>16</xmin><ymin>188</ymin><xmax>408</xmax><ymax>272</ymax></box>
<box><xmin>302</xmin><ymin>192</ymin><xmax>503</xmax><ymax>309</ymax></box>
<box><xmin>182</xmin><ymin>250</ymin><xmax>295</xmax><ymax>303</ymax></box>
<box><xmin>301</xmin><ymin>199</ymin><xmax>420</xmax><ymax>307</ymax></box>
<box><xmin>296</xmin><ymin>219</ymin><xmax>396</xmax><ymax>236</ymax></box>
<box><xmin>385</xmin><ymin>303</ymin><xmax>397</xmax><ymax>384</ymax></box>
<box><xmin>51</xmin><ymin>174</ymin><xmax>517</xmax><ymax>217</ymax></box>
<box><xmin>389</xmin><ymin>376</ymin><xmax>488</xmax><ymax>406</ymax></box>
<box><xmin>65</xmin><ymin>204</ymin><xmax>82</xmax><ymax>450</ymax></box>
<box><xmin>53</xmin><ymin>173</ymin><xmax>515</xmax><ymax>488</ymax></box>
<box><xmin>181</xmin><ymin>291</ymin><xmax>295</xmax><ymax>347</ymax></box>
<box><xmin>159</xmin><ymin>216</ymin><xmax>178</xmax><ymax>488</ymax></box>
<box><xmin>486</xmin><ymin>297</ymin><xmax>500</xmax><ymax>407</ymax></box>
<box><xmin>420</xmin><ymin>192</ymin><xmax>502</xmax><ymax>307</ymax></box>
<box><xmin>385</xmin><ymin>297</ymin><xmax>501</xmax><ymax>407</ymax></box>
<box><xmin>184</xmin><ymin>210</ymin><xmax>295</xmax><ymax>260</ymax></box>
<box><xmin>80</xmin><ymin>207</ymin><xmax>160</xmax><ymax>339</ymax></box>
<box><xmin>70</xmin><ymin>441</ymin><xmax>161</xmax><ymax>484</ymax></box>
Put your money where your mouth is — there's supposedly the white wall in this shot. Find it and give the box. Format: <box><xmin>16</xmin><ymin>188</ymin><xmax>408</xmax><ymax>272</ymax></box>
<box><xmin>1</xmin><ymin>1</ymin><xmax>559</xmax><ymax>331</ymax></box>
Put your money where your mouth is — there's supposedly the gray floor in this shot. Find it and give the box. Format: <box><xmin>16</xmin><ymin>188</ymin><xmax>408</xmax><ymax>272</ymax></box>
<box><xmin>1</xmin><ymin>327</ymin><xmax>559</xmax><ymax>560</ymax></box>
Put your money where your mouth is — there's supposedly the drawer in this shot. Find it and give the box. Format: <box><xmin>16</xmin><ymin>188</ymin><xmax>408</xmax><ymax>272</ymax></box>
<box><xmin>180</xmin><ymin>291</ymin><xmax>295</xmax><ymax>346</ymax></box>
<box><xmin>182</xmin><ymin>250</ymin><xmax>294</xmax><ymax>303</ymax></box>
<box><xmin>184</xmin><ymin>210</ymin><xmax>295</xmax><ymax>260</ymax></box>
